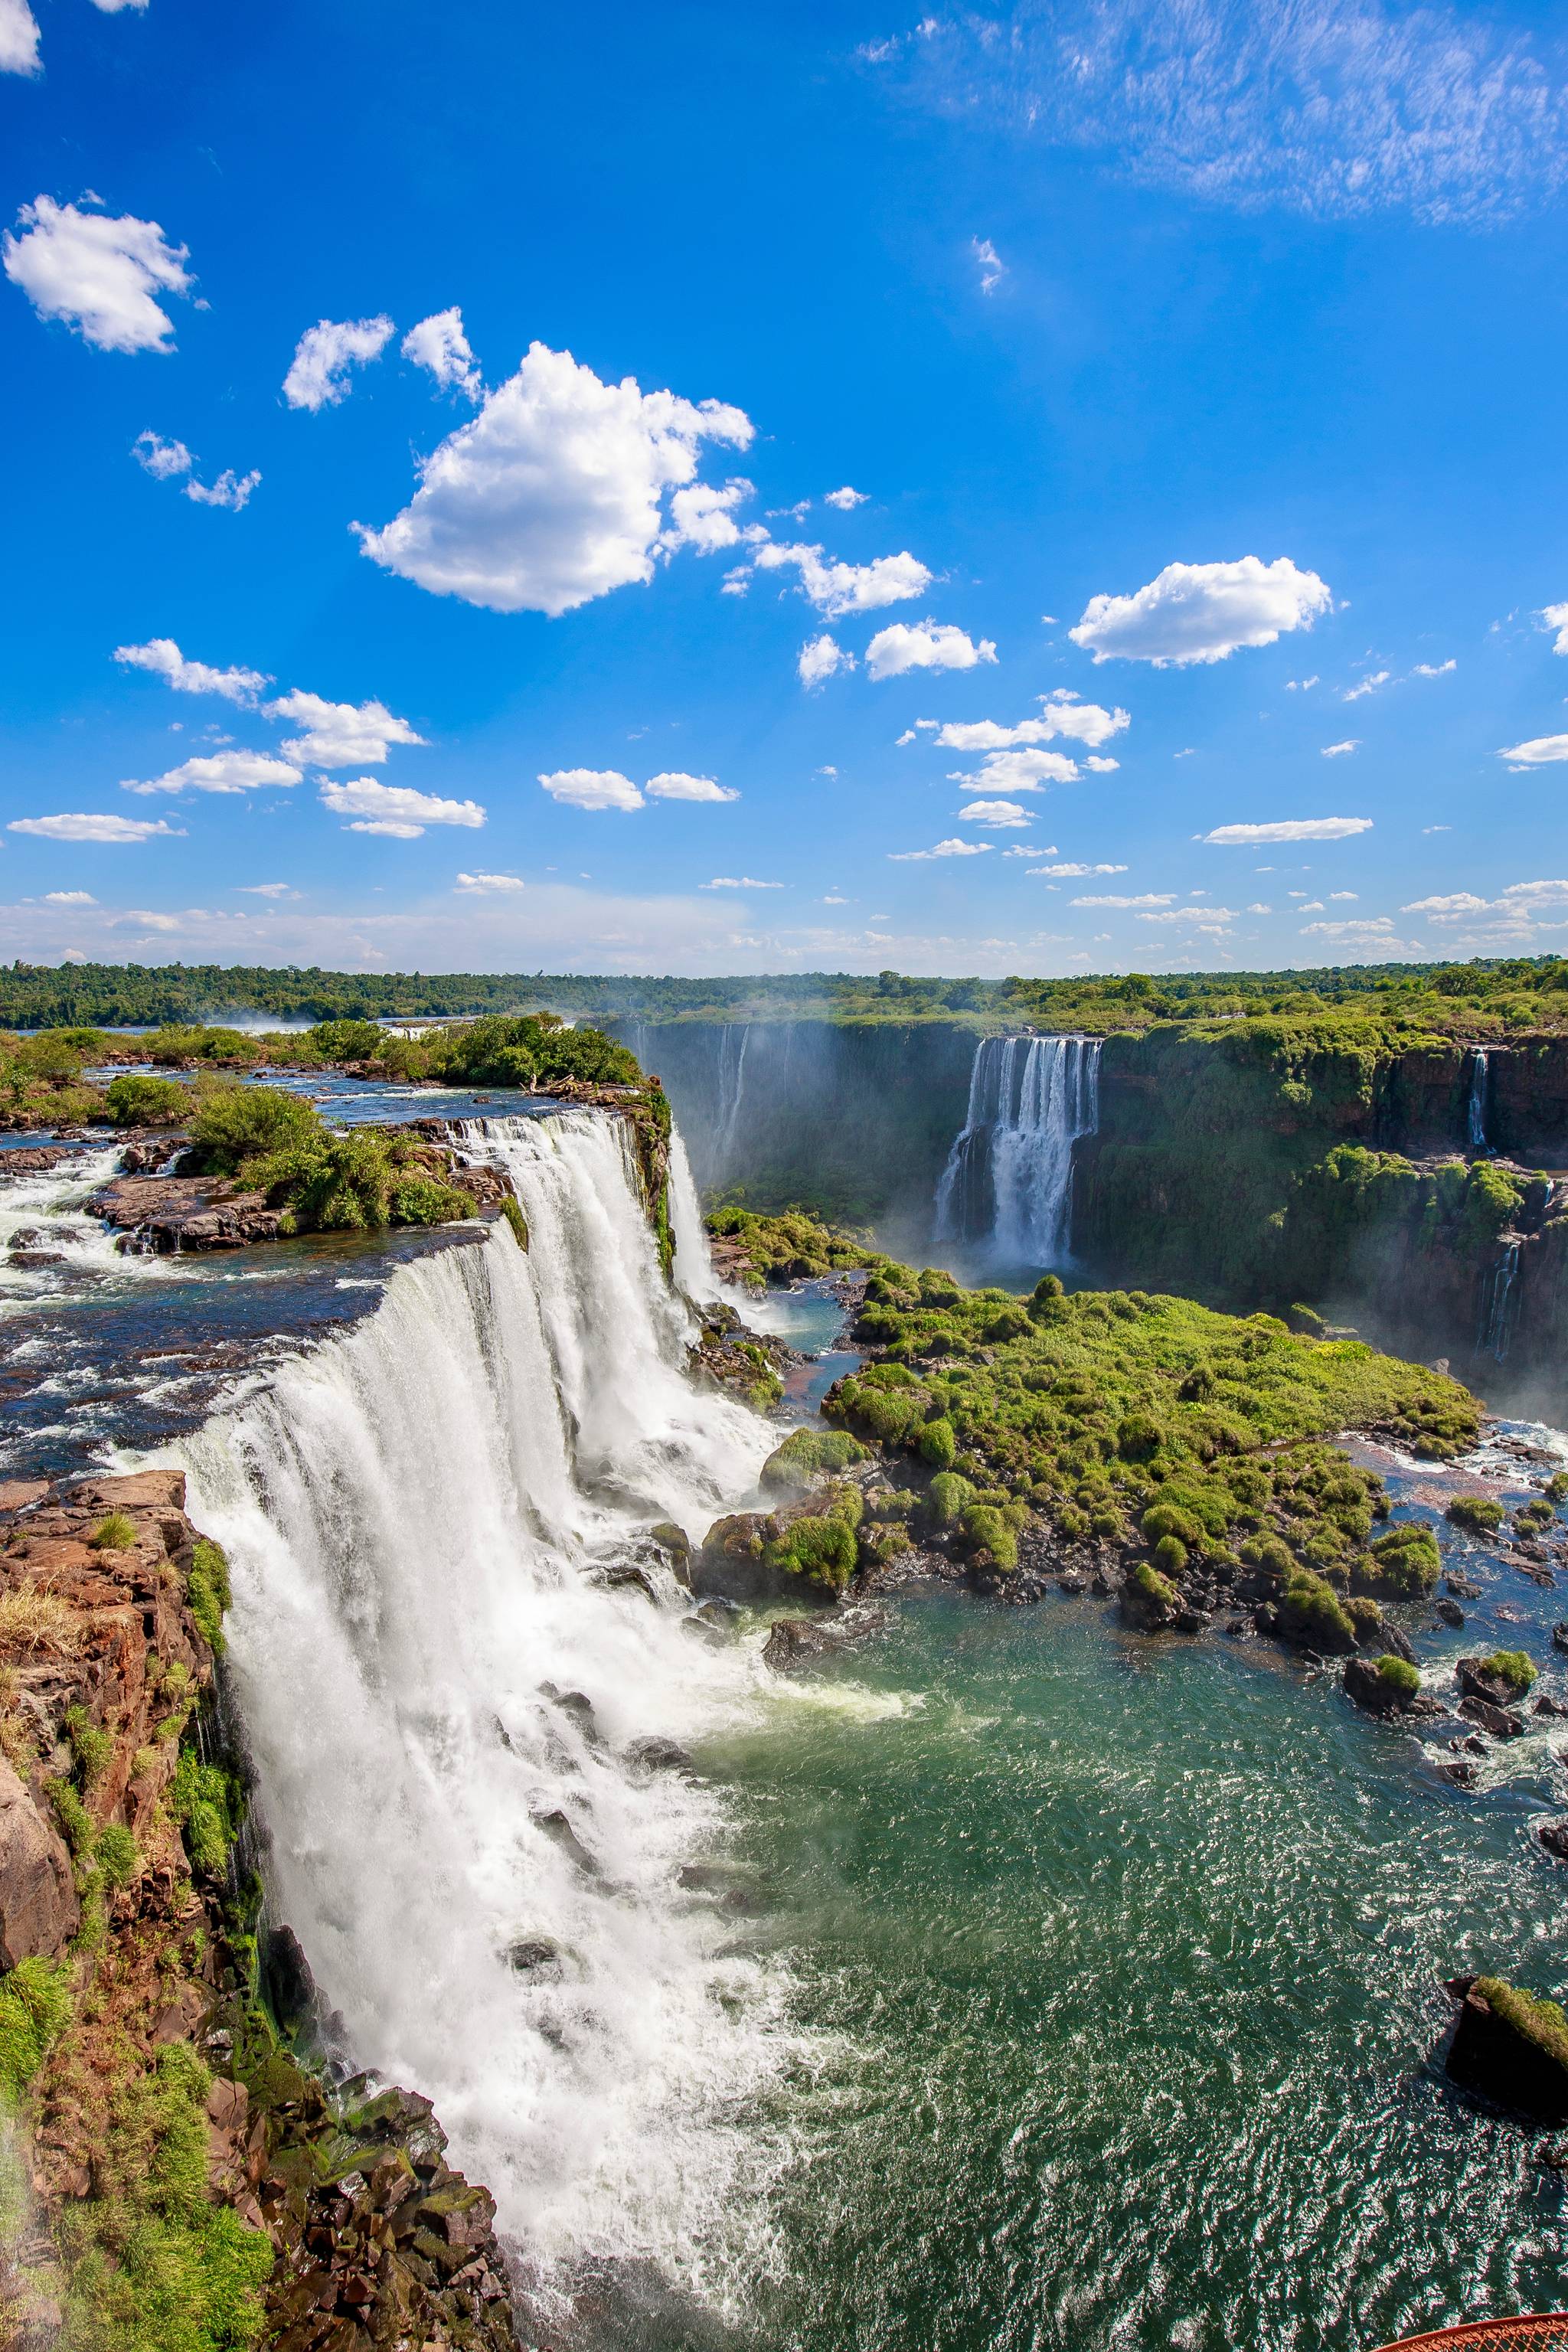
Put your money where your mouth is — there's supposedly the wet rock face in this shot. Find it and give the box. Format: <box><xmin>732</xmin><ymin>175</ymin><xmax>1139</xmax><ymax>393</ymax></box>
<box><xmin>1445</xmin><ymin>1976</ymin><xmax>1568</xmax><ymax>2125</ymax></box>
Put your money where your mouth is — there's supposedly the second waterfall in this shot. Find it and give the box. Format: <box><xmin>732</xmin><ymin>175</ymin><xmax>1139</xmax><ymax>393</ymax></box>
<box><xmin>935</xmin><ymin>1034</ymin><xmax>1101</xmax><ymax>1265</ymax></box>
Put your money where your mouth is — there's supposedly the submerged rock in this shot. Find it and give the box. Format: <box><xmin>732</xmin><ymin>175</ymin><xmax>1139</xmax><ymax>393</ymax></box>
<box><xmin>1458</xmin><ymin>1694</ymin><xmax>1526</xmax><ymax>1740</ymax></box>
<box><xmin>1436</xmin><ymin>1596</ymin><xmax>1465</xmax><ymax>1628</ymax></box>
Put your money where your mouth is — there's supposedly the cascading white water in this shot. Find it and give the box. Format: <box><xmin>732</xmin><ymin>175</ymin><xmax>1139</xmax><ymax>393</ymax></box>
<box><xmin>934</xmin><ymin>1035</ymin><xmax>1100</xmax><ymax>1264</ymax></box>
<box><xmin>713</xmin><ymin>1024</ymin><xmax>751</xmax><ymax>1171</ymax></box>
<box><xmin>178</xmin><ymin>1110</ymin><xmax>792</xmax><ymax>2306</ymax></box>
<box><xmin>1468</xmin><ymin>1048</ymin><xmax>1490</xmax><ymax>1152</ymax></box>
<box><xmin>0</xmin><ymin>1144</ymin><xmax>130</xmax><ymax>1296</ymax></box>
<box><xmin>1477</xmin><ymin>1236</ymin><xmax>1521</xmax><ymax>1361</ymax></box>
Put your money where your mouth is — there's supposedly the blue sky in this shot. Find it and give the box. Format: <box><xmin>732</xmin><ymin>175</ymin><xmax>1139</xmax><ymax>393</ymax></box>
<box><xmin>2</xmin><ymin>0</ymin><xmax>1567</xmax><ymax>978</ymax></box>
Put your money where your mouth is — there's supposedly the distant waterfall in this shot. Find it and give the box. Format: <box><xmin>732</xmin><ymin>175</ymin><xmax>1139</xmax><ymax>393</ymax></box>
<box><xmin>714</xmin><ymin>1023</ymin><xmax>751</xmax><ymax>1167</ymax></box>
<box><xmin>935</xmin><ymin>1035</ymin><xmax>1101</xmax><ymax>1263</ymax></box>
<box><xmin>178</xmin><ymin>1110</ymin><xmax>783</xmax><ymax>2302</ymax></box>
<box><xmin>1467</xmin><ymin>1048</ymin><xmax>1490</xmax><ymax>1151</ymax></box>
<box><xmin>1476</xmin><ymin>1236</ymin><xmax>1521</xmax><ymax>1362</ymax></box>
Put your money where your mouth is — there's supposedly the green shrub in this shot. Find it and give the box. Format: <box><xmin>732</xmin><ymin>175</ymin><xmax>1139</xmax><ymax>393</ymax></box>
<box><xmin>104</xmin><ymin>1073</ymin><xmax>189</xmax><ymax>1128</ymax></box>
<box><xmin>1134</xmin><ymin>1560</ymin><xmax>1176</xmax><ymax>1606</ymax></box>
<box><xmin>761</xmin><ymin>1429</ymin><xmax>867</xmax><ymax>1490</ymax></box>
<box><xmin>918</xmin><ymin>1416</ymin><xmax>957</xmax><ymax>1470</ymax></box>
<box><xmin>768</xmin><ymin>1514</ymin><xmax>858</xmax><ymax>1594</ymax></box>
<box><xmin>1515</xmin><ymin>1498</ymin><xmax>1555</xmax><ymax>1532</ymax></box>
<box><xmin>1355</xmin><ymin>1523</ymin><xmax>1441</xmax><ymax>1599</ymax></box>
<box><xmin>0</xmin><ymin>1957</ymin><xmax>72</xmax><ymax>2102</ymax></box>
<box><xmin>90</xmin><ymin>1512</ymin><xmax>137</xmax><ymax>1553</ymax></box>
<box><xmin>387</xmin><ymin>1174</ymin><xmax>475</xmax><ymax>1227</ymax></box>
<box><xmin>1142</xmin><ymin>1501</ymin><xmax>1201</xmax><ymax>1549</ymax></box>
<box><xmin>1376</xmin><ymin>1653</ymin><xmax>1421</xmax><ymax>1697</ymax></box>
<box><xmin>190</xmin><ymin>1082</ymin><xmax>320</xmax><ymax>1172</ymax></box>
<box><xmin>1483</xmin><ymin>1648</ymin><xmax>1537</xmax><ymax>1694</ymax></box>
<box><xmin>1090</xmin><ymin>1508</ymin><xmax>1125</xmax><ymax>1540</ymax></box>
<box><xmin>501</xmin><ymin>1194</ymin><xmax>530</xmax><ymax>1250</ymax></box>
<box><xmin>1345</xmin><ymin>1595</ymin><xmax>1383</xmax><ymax>1637</ymax></box>
<box><xmin>95</xmin><ymin>1823</ymin><xmax>140</xmax><ymax>1890</ymax></box>
<box><xmin>1239</xmin><ymin>1534</ymin><xmax>1295</xmax><ymax>1578</ymax></box>
<box><xmin>1152</xmin><ymin>1533</ymin><xmax>1187</xmax><ymax>1576</ymax></box>
<box><xmin>1446</xmin><ymin>1494</ymin><xmax>1504</xmax><ymax>1536</ymax></box>
<box><xmin>984</xmin><ymin>1307</ymin><xmax>1031</xmax><ymax>1344</ymax></box>
<box><xmin>305</xmin><ymin>1018</ymin><xmax>387</xmax><ymax>1063</ymax></box>
<box><xmin>46</xmin><ymin>1775</ymin><xmax>93</xmax><ymax>1857</ymax></box>
<box><xmin>928</xmin><ymin>1472</ymin><xmax>973</xmax><ymax>1527</ymax></box>
<box><xmin>187</xmin><ymin>1538</ymin><xmax>231</xmax><ymax>1657</ymax></box>
<box><xmin>960</xmin><ymin>1504</ymin><xmax>1018</xmax><ymax>1571</ymax></box>
<box><xmin>64</xmin><ymin>1704</ymin><xmax>112</xmax><ymax>1788</ymax></box>
<box><xmin>169</xmin><ymin>1747</ymin><xmax>241</xmax><ymax>1878</ymax></box>
<box><xmin>1117</xmin><ymin>1411</ymin><xmax>1164</xmax><ymax>1461</ymax></box>
<box><xmin>1546</xmin><ymin>1472</ymin><xmax>1568</xmax><ymax>1503</ymax></box>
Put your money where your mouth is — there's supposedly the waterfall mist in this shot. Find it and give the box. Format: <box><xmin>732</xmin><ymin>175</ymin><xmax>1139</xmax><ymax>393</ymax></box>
<box><xmin>935</xmin><ymin>1036</ymin><xmax>1101</xmax><ymax>1267</ymax></box>
<box><xmin>178</xmin><ymin>1112</ymin><xmax>794</xmax><ymax>2312</ymax></box>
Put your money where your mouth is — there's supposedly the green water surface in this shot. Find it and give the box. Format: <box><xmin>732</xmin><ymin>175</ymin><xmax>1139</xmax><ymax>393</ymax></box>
<box><xmin>704</xmin><ymin>1591</ymin><xmax>1568</xmax><ymax>2352</ymax></box>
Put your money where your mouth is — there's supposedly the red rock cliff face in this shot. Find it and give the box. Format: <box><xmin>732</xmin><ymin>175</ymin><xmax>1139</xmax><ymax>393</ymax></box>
<box><xmin>0</xmin><ymin>1470</ymin><xmax>521</xmax><ymax>2351</ymax></box>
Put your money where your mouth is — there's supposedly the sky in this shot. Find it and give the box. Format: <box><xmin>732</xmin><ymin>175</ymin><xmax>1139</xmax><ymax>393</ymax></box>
<box><xmin>2</xmin><ymin>0</ymin><xmax>1567</xmax><ymax>980</ymax></box>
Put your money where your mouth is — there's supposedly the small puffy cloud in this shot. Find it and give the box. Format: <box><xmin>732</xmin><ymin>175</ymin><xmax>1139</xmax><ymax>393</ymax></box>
<box><xmin>865</xmin><ymin>620</ymin><xmax>997</xmax><ymax>679</ymax></box>
<box><xmin>701</xmin><ymin>875</ymin><xmax>782</xmax><ymax>890</ymax></box>
<box><xmin>1071</xmin><ymin>891</ymin><xmax>1175</xmax><ymax>906</ymax></box>
<box><xmin>122</xmin><ymin>751</ymin><xmax>300</xmax><ymax>795</ymax></box>
<box><xmin>958</xmin><ymin>799</ymin><xmax>1034</xmax><ymax>827</ymax></box>
<box><xmin>644</xmin><ymin>771</ymin><xmax>738</xmax><ymax>802</ymax></box>
<box><xmin>1136</xmin><ymin>905</ymin><xmax>1237</xmax><ymax>926</ymax></box>
<box><xmin>1285</xmin><ymin>676</ymin><xmax>1318</xmax><ymax>691</ymax></box>
<box><xmin>1039</xmin><ymin>690</ymin><xmax>1129</xmax><ymax>746</ymax></box>
<box><xmin>0</xmin><ymin>0</ymin><xmax>41</xmax><ymax>75</ymax></box>
<box><xmin>887</xmin><ymin>838</ymin><xmax>993</xmax><ymax>860</ymax></box>
<box><xmin>824</xmin><ymin>485</ymin><xmax>866</xmax><ymax>510</ymax></box>
<box><xmin>1500</xmin><ymin>733</ymin><xmax>1568</xmax><ymax>768</ymax></box>
<box><xmin>1298</xmin><ymin>899</ymin><xmax>1325</xmax><ymax>910</ymax></box>
<box><xmin>185</xmin><ymin>466</ymin><xmax>260</xmax><ymax>511</ymax></box>
<box><xmin>1501</xmin><ymin>878</ymin><xmax>1568</xmax><ymax>902</ymax></box>
<box><xmin>8</xmin><ymin>812</ymin><xmax>182</xmax><ymax>841</ymax></box>
<box><xmin>5</xmin><ymin>196</ymin><xmax>192</xmax><ymax>352</ymax></box>
<box><xmin>267</xmin><ymin>691</ymin><xmax>425</xmax><ymax>767</ymax></box>
<box><xmin>358</xmin><ymin>341</ymin><xmax>753</xmax><ymax>616</ymax></box>
<box><xmin>1329</xmin><ymin>890</ymin><xmax>1357</xmax><ymax>900</ymax></box>
<box><xmin>1085</xmin><ymin>755</ymin><xmax>1120</xmax><ymax>773</ymax></box>
<box><xmin>1539</xmin><ymin>604</ymin><xmax>1568</xmax><ymax>656</ymax></box>
<box><xmin>1030</xmin><ymin>861</ymin><xmax>1127</xmax><ymax>876</ymax></box>
<box><xmin>1246</xmin><ymin>901</ymin><xmax>1272</xmax><ymax>913</ymax></box>
<box><xmin>936</xmin><ymin>694</ymin><xmax>1127</xmax><ymax>754</ymax></box>
<box><xmin>662</xmin><ymin>479</ymin><xmax>754</xmax><ymax>554</ymax></box>
<box><xmin>1343</xmin><ymin>671</ymin><xmax>1390</xmax><ymax>701</ymax></box>
<box><xmin>972</xmin><ymin>236</ymin><xmax>1005</xmax><ymax>292</ymax></box>
<box><xmin>799</xmin><ymin>634</ymin><xmax>852</xmax><ymax>688</ymax></box>
<box><xmin>1402</xmin><ymin>891</ymin><xmax>1489</xmax><ymax>916</ymax></box>
<box><xmin>455</xmin><ymin>871</ymin><xmax>524</xmax><ymax>893</ymax></box>
<box><xmin>320</xmin><ymin>779</ymin><xmax>484</xmax><ymax>836</ymax></box>
<box><xmin>44</xmin><ymin>890</ymin><xmax>96</xmax><ymax>904</ymax></box>
<box><xmin>752</xmin><ymin>540</ymin><xmax>930</xmax><ymax>616</ymax></box>
<box><xmin>283</xmin><ymin>315</ymin><xmax>394</xmax><ymax>410</ymax></box>
<box><xmin>133</xmin><ymin>430</ymin><xmax>191</xmax><ymax>480</ymax></box>
<box><xmin>1413</xmin><ymin>658</ymin><xmax>1457</xmax><ymax>678</ymax></box>
<box><xmin>1070</xmin><ymin>555</ymin><xmax>1330</xmax><ymax>666</ymax></box>
<box><xmin>402</xmin><ymin>307</ymin><xmax>482</xmax><ymax>400</ymax></box>
<box><xmin>1299</xmin><ymin>917</ymin><xmax>1405</xmax><ymax>942</ymax></box>
<box><xmin>1200</xmin><ymin>817</ymin><xmax>1373</xmax><ymax>844</ymax></box>
<box><xmin>1320</xmin><ymin>739</ymin><xmax>1359</xmax><ymax>756</ymax></box>
<box><xmin>951</xmin><ymin>748</ymin><xmax>1080</xmax><ymax>793</ymax></box>
<box><xmin>116</xmin><ymin>639</ymin><xmax>269</xmax><ymax>704</ymax></box>
<box><xmin>537</xmin><ymin>767</ymin><xmax>643</xmax><ymax>812</ymax></box>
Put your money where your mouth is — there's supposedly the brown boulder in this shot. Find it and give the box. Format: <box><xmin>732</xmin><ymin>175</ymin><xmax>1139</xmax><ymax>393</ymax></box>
<box><xmin>0</xmin><ymin>1757</ymin><xmax>78</xmax><ymax>1967</ymax></box>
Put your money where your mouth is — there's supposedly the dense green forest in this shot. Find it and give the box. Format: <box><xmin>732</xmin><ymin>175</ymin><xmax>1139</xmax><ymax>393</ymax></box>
<box><xmin>4</xmin><ymin>956</ymin><xmax>1568</xmax><ymax>1037</ymax></box>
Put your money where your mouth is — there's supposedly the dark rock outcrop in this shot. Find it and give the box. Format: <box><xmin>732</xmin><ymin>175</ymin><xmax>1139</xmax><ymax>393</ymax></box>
<box><xmin>1445</xmin><ymin>1975</ymin><xmax>1568</xmax><ymax>2124</ymax></box>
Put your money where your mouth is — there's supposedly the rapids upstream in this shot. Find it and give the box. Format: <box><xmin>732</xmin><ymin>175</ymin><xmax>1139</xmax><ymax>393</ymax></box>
<box><xmin>5</xmin><ymin>1099</ymin><xmax>1568</xmax><ymax>2347</ymax></box>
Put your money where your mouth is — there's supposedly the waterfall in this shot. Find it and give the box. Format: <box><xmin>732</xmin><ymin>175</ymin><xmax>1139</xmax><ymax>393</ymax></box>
<box><xmin>934</xmin><ymin>1035</ymin><xmax>1101</xmax><ymax>1263</ymax></box>
<box><xmin>177</xmin><ymin>1110</ymin><xmax>787</xmax><ymax>2302</ymax></box>
<box><xmin>1467</xmin><ymin>1048</ymin><xmax>1490</xmax><ymax>1151</ymax></box>
<box><xmin>714</xmin><ymin>1023</ymin><xmax>751</xmax><ymax>1170</ymax></box>
<box><xmin>1476</xmin><ymin>1236</ymin><xmax>1521</xmax><ymax>1362</ymax></box>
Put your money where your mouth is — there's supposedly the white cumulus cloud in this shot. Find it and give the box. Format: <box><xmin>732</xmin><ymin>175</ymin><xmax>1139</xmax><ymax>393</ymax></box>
<box><xmin>887</xmin><ymin>838</ymin><xmax>994</xmax><ymax>860</ymax></box>
<box><xmin>356</xmin><ymin>341</ymin><xmax>753</xmax><ymax>617</ymax></box>
<box><xmin>132</xmin><ymin>431</ymin><xmax>259</xmax><ymax>510</ymax></box>
<box><xmin>1540</xmin><ymin>604</ymin><xmax>1568</xmax><ymax>656</ymax></box>
<box><xmin>865</xmin><ymin>620</ymin><xmax>997</xmax><ymax>679</ymax></box>
<box><xmin>644</xmin><ymin>772</ymin><xmax>739</xmax><ymax>802</ymax></box>
<box><xmin>1031</xmin><ymin>861</ymin><xmax>1127</xmax><ymax>876</ymax></box>
<box><xmin>44</xmin><ymin>890</ymin><xmax>97</xmax><ymax>904</ymax></box>
<box><xmin>5</xmin><ymin>196</ymin><xmax>192</xmax><ymax>351</ymax></box>
<box><xmin>8</xmin><ymin>812</ymin><xmax>182</xmax><ymax>841</ymax></box>
<box><xmin>266</xmin><ymin>691</ymin><xmax>425</xmax><ymax>767</ymax></box>
<box><xmin>537</xmin><ymin>768</ymin><xmax>643</xmax><ymax>812</ymax></box>
<box><xmin>185</xmin><ymin>466</ymin><xmax>260</xmax><ymax>511</ymax></box>
<box><xmin>662</xmin><ymin>479</ymin><xmax>756</xmax><ymax>554</ymax></box>
<box><xmin>1321</xmin><ymin>739</ymin><xmax>1359</xmax><ymax>756</ymax></box>
<box><xmin>1200</xmin><ymin>817</ymin><xmax>1373</xmax><ymax>844</ymax></box>
<box><xmin>701</xmin><ymin>876</ymin><xmax>782</xmax><ymax>890</ymax></box>
<box><xmin>1343</xmin><ymin>671</ymin><xmax>1390</xmax><ymax>701</ymax></box>
<box><xmin>283</xmin><ymin>315</ymin><xmax>394</xmax><ymax>411</ymax></box>
<box><xmin>455</xmin><ymin>871</ymin><xmax>524</xmax><ymax>893</ymax></box>
<box><xmin>824</xmin><ymin>485</ymin><xmax>867</xmax><ymax>510</ymax></box>
<box><xmin>0</xmin><ymin>0</ymin><xmax>41</xmax><ymax>74</ymax></box>
<box><xmin>1070</xmin><ymin>556</ymin><xmax>1330</xmax><ymax>665</ymax></box>
<box><xmin>402</xmin><ymin>307</ymin><xmax>482</xmax><ymax>400</ymax></box>
<box><xmin>1071</xmin><ymin>891</ymin><xmax>1175</xmax><ymax>906</ymax></box>
<box><xmin>951</xmin><ymin>748</ymin><xmax>1081</xmax><ymax>793</ymax></box>
<box><xmin>320</xmin><ymin>779</ymin><xmax>484</xmax><ymax>837</ymax></box>
<box><xmin>751</xmin><ymin>540</ymin><xmax>931</xmax><ymax>616</ymax></box>
<box><xmin>959</xmin><ymin>799</ymin><xmax>1034</xmax><ymax>827</ymax></box>
<box><xmin>1500</xmin><ymin>733</ymin><xmax>1568</xmax><ymax>768</ymax></box>
<box><xmin>799</xmin><ymin>635</ymin><xmax>852</xmax><ymax>688</ymax></box>
<box><xmin>122</xmin><ymin>752</ymin><xmax>300</xmax><ymax>796</ymax></box>
<box><xmin>115</xmin><ymin>639</ymin><xmax>269</xmax><ymax>704</ymax></box>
